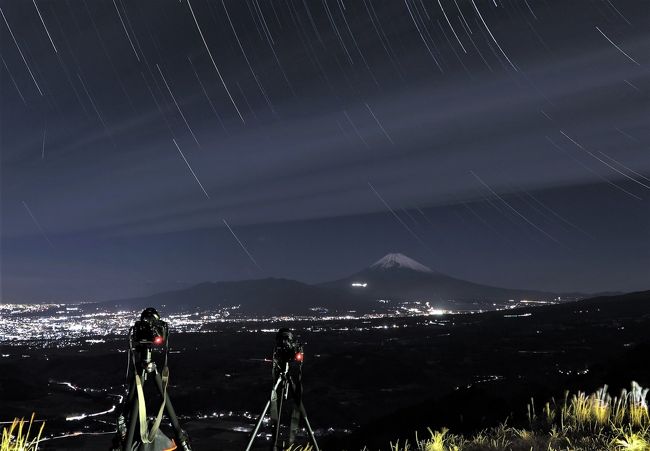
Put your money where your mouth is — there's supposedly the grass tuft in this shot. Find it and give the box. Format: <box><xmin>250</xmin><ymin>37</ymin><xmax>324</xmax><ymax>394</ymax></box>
<box><xmin>290</xmin><ymin>383</ymin><xmax>649</xmax><ymax>450</ymax></box>
<box><xmin>1</xmin><ymin>414</ymin><xmax>44</xmax><ymax>451</ymax></box>
<box><xmin>388</xmin><ymin>381</ymin><xmax>650</xmax><ymax>451</ymax></box>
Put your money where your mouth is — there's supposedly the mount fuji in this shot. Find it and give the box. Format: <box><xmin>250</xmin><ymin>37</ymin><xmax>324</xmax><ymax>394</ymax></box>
<box><xmin>321</xmin><ymin>253</ymin><xmax>554</xmax><ymax>304</ymax></box>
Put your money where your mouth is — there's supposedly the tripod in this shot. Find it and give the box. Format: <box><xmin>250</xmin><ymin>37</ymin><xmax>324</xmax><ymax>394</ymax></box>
<box><xmin>112</xmin><ymin>337</ymin><xmax>192</xmax><ymax>451</ymax></box>
<box><xmin>245</xmin><ymin>360</ymin><xmax>319</xmax><ymax>451</ymax></box>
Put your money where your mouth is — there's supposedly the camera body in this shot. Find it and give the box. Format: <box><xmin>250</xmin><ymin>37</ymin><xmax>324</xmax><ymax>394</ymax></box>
<box><xmin>273</xmin><ymin>328</ymin><xmax>304</xmax><ymax>367</ymax></box>
<box><xmin>131</xmin><ymin>307</ymin><xmax>169</xmax><ymax>347</ymax></box>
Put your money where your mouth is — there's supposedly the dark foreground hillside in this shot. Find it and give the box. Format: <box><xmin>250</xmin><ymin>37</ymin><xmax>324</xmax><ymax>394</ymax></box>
<box><xmin>329</xmin><ymin>291</ymin><xmax>650</xmax><ymax>450</ymax></box>
<box><xmin>1</xmin><ymin>291</ymin><xmax>648</xmax><ymax>450</ymax></box>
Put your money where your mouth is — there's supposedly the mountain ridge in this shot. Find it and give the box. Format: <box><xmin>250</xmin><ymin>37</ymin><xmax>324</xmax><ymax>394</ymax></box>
<box><xmin>98</xmin><ymin>277</ymin><xmax>372</xmax><ymax>315</ymax></box>
<box><xmin>99</xmin><ymin>253</ymin><xmax>589</xmax><ymax>314</ymax></box>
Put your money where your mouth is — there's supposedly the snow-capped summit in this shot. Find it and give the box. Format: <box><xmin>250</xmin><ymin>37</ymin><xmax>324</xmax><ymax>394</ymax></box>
<box><xmin>369</xmin><ymin>253</ymin><xmax>433</xmax><ymax>273</ymax></box>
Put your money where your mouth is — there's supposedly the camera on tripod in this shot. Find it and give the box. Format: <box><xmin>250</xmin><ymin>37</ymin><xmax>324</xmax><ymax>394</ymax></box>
<box><xmin>246</xmin><ymin>328</ymin><xmax>318</xmax><ymax>451</ymax></box>
<box><xmin>273</xmin><ymin>328</ymin><xmax>304</xmax><ymax>366</ymax></box>
<box><xmin>112</xmin><ymin>307</ymin><xmax>192</xmax><ymax>451</ymax></box>
<box><xmin>131</xmin><ymin>307</ymin><xmax>169</xmax><ymax>347</ymax></box>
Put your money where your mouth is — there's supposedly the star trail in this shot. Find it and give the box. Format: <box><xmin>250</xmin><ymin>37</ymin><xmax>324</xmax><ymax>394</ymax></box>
<box><xmin>1</xmin><ymin>0</ymin><xmax>648</xmax><ymax>301</ymax></box>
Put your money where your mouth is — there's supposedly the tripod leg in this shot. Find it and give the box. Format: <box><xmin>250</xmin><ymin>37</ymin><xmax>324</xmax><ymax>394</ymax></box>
<box><xmin>124</xmin><ymin>390</ymin><xmax>139</xmax><ymax>451</ymax></box>
<box><xmin>123</xmin><ymin>379</ymin><xmax>137</xmax><ymax>412</ymax></box>
<box><xmin>152</xmin><ymin>371</ymin><xmax>181</xmax><ymax>433</ymax></box>
<box><xmin>245</xmin><ymin>400</ymin><xmax>271</xmax><ymax>451</ymax></box>
<box><xmin>299</xmin><ymin>404</ymin><xmax>319</xmax><ymax>451</ymax></box>
<box><xmin>152</xmin><ymin>371</ymin><xmax>192</xmax><ymax>451</ymax></box>
<box><xmin>271</xmin><ymin>382</ymin><xmax>287</xmax><ymax>451</ymax></box>
<box><xmin>112</xmin><ymin>379</ymin><xmax>135</xmax><ymax>450</ymax></box>
<box><xmin>245</xmin><ymin>376</ymin><xmax>283</xmax><ymax>451</ymax></box>
<box><xmin>284</xmin><ymin>371</ymin><xmax>318</xmax><ymax>451</ymax></box>
<box><xmin>288</xmin><ymin>403</ymin><xmax>301</xmax><ymax>444</ymax></box>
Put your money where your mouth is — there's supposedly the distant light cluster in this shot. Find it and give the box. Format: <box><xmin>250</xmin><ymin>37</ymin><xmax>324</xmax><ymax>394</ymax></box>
<box><xmin>0</xmin><ymin>303</ymin><xmax>241</xmax><ymax>344</ymax></box>
<box><xmin>0</xmin><ymin>296</ymin><xmax>556</xmax><ymax>345</ymax></box>
<box><xmin>0</xmin><ymin>303</ymin><xmax>138</xmax><ymax>344</ymax></box>
<box><xmin>0</xmin><ymin>302</ymin><xmax>417</xmax><ymax>344</ymax></box>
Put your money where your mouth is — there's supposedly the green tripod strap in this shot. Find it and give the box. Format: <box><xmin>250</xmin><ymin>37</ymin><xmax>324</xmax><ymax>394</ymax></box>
<box><xmin>135</xmin><ymin>366</ymin><xmax>169</xmax><ymax>444</ymax></box>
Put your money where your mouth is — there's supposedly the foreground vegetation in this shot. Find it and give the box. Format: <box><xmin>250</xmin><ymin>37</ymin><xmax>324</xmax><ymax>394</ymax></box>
<box><xmin>293</xmin><ymin>382</ymin><xmax>649</xmax><ymax>450</ymax></box>
<box><xmin>4</xmin><ymin>383</ymin><xmax>648</xmax><ymax>450</ymax></box>
<box><xmin>388</xmin><ymin>381</ymin><xmax>650</xmax><ymax>451</ymax></box>
<box><xmin>0</xmin><ymin>414</ymin><xmax>44</xmax><ymax>451</ymax></box>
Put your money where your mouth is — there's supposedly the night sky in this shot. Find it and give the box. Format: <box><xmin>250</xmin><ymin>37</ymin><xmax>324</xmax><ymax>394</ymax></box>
<box><xmin>1</xmin><ymin>0</ymin><xmax>648</xmax><ymax>302</ymax></box>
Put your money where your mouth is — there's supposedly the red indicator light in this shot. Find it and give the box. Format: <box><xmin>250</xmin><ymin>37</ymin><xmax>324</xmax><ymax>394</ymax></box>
<box><xmin>294</xmin><ymin>352</ymin><xmax>304</xmax><ymax>362</ymax></box>
<box><xmin>153</xmin><ymin>336</ymin><xmax>165</xmax><ymax>346</ymax></box>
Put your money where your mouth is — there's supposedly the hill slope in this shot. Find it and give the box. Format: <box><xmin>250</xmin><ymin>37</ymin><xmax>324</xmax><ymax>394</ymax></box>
<box><xmin>331</xmin><ymin>290</ymin><xmax>650</xmax><ymax>450</ymax></box>
<box><xmin>100</xmin><ymin>278</ymin><xmax>371</xmax><ymax>315</ymax></box>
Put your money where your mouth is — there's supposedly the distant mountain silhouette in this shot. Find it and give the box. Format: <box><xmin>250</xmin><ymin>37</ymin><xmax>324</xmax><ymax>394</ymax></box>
<box><xmin>101</xmin><ymin>278</ymin><xmax>371</xmax><ymax>315</ymax></box>
<box><xmin>102</xmin><ymin>253</ymin><xmax>573</xmax><ymax>315</ymax></box>
<box><xmin>321</xmin><ymin>253</ymin><xmax>556</xmax><ymax>303</ymax></box>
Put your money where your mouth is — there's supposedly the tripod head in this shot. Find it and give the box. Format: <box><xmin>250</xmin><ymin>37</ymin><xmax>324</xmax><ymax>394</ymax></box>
<box><xmin>129</xmin><ymin>308</ymin><xmax>169</xmax><ymax>370</ymax></box>
<box><xmin>273</xmin><ymin>328</ymin><xmax>304</xmax><ymax>370</ymax></box>
<box><xmin>131</xmin><ymin>307</ymin><xmax>169</xmax><ymax>347</ymax></box>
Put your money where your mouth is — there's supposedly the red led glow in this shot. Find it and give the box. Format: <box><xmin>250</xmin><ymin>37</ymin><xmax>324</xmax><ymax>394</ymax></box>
<box><xmin>294</xmin><ymin>352</ymin><xmax>304</xmax><ymax>362</ymax></box>
<box><xmin>153</xmin><ymin>336</ymin><xmax>165</xmax><ymax>346</ymax></box>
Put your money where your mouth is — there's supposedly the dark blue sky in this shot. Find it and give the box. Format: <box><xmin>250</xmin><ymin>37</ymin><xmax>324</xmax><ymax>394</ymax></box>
<box><xmin>1</xmin><ymin>0</ymin><xmax>649</xmax><ymax>302</ymax></box>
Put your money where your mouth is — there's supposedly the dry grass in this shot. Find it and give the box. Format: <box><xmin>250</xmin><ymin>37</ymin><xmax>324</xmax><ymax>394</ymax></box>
<box><xmin>389</xmin><ymin>381</ymin><xmax>650</xmax><ymax>451</ymax></box>
<box><xmin>290</xmin><ymin>381</ymin><xmax>650</xmax><ymax>450</ymax></box>
<box><xmin>0</xmin><ymin>414</ymin><xmax>44</xmax><ymax>451</ymax></box>
<box><xmin>5</xmin><ymin>382</ymin><xmax>648</xmax><ymax>451</ymax></box>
